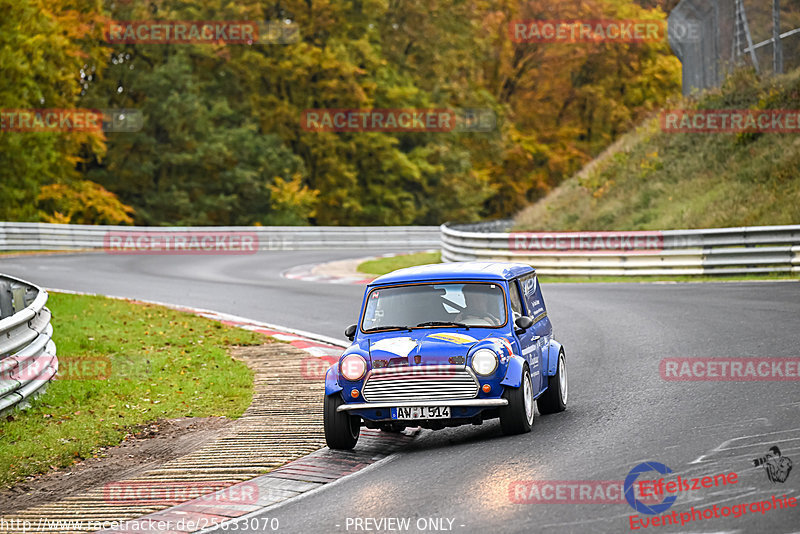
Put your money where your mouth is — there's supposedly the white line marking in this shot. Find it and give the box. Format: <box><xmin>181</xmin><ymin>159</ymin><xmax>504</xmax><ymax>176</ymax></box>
<box><xmin>689</xmin><ymin>418</ymin><xmax>769</xmax><ymax>431</ymax></box>
<box><xmin>45</xmin><ymin>287</ymin><xmax>349</xmax><ymax>348</ymax></box>
<box><xmin>691</xmin><ymin>428</ymin><xmax>800</xmax><ymax>464</ymax></box>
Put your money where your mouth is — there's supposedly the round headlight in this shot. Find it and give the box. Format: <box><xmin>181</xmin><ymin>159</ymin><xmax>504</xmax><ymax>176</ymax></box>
<box><xmin>341</xmin><ymin>354</ymin><xmax>367</xmax><ymax>381</ymax></box>
<box><xmin>471</xmin><ymin>349</ymin><xmax>499</xmax><ymax>376</ymax></box>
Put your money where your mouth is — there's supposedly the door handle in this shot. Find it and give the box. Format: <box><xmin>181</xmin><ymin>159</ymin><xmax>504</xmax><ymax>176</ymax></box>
<box><xmin>532</xmin><ymin>335</ymin><xmax>541</xmax><ymax>341</ymax></box>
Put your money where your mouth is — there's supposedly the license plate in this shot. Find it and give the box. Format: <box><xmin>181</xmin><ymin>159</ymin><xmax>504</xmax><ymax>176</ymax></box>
<box><xmin>391</xmin><ymin>406</ymin><xmax>450</xmax><ymax>420</ymax></box>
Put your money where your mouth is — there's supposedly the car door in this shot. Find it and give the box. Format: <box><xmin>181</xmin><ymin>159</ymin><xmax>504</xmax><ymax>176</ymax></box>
<box><xmin>509</xmin><ymin>278</ymin><xmax>542</xmax><ymax>397</ymax></box>
<box><xmin>518</xmin><ymin>273</ymin><xmax>548</xmax><ymax>394</ymax></box>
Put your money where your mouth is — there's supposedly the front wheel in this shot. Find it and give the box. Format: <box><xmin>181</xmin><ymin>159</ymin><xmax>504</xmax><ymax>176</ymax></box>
<box><xmin>537</xmin><ymin>350</ymin><xmax>567</xmax><ymax>414</ymax></box>
<box><xmin>499</xmin><ymin>365</ymin><xmax>534</xmax><ymax>435</ymax></box>
<box><xmin>324</xmin><ymin>393</ymin><xmax>360</xmax><ymax>450</ymax></box>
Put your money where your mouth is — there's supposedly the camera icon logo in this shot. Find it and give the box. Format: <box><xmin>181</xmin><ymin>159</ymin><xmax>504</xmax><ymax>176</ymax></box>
<box><xmin>752</xmin><ymin>445</ymin><xmax>793</xmax><ymax>484</ymax></box>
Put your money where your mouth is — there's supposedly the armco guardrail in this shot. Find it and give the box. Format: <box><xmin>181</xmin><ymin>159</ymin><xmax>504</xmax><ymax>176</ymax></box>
<box><xmin>0</xmin><ymin>222</ymin><xmax>439</xmax><ymax>251</ymax></box>
<box><xmin>441</xmin><ymin>222</ymin><xmax>800</xmax><ymax>276</ymax></box>
<box><xmin>0</xmin><ymin>274</ymin><xmax>57</xmax><ymax>416</ymax></box>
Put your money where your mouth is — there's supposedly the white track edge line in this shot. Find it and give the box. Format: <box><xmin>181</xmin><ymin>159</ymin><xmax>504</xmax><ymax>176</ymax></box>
<box><xmin>195</xmin><ymin>452</ymin><xmax>403</xmax><ymax>534</ymax></box>
<box><xmin>45</xmin><ymin>287</ymin><xmax>348</xmax><ymax>348</ymax></box>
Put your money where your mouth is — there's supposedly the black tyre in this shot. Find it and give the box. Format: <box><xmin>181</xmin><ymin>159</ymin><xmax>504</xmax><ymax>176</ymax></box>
<box><xmin>537</xmin><ymin>350</ymin><xmax>567</xmax><ymax>415</ymax></box>
<box><xmin>499</xmin><ymin>365</ymin><xmax>534</xmax><ymax>435</ymax></box>
<box><xmin>324</xmin><ymin>393</ymin><xmax>360</xmax><ymax>450</ymax></box>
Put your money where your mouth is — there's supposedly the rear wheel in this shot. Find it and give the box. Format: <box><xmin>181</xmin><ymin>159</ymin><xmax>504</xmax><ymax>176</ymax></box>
<box><xmin>324</xmin><ymin>393</ymin><xmax>360</xmax><ymax>450</ymax></box>
<box><xmin>499</xmin><ymin>365</ymin><xmax>534</xmax><ymax>435</ymax></box>
<box><xmin>537</xmin><ymin>350</ymin><xmax>567</xmax><ymax>414</ymax></box>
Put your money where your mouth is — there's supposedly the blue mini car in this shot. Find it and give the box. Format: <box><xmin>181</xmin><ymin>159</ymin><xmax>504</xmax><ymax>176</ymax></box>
<box><xmin>323</xmin><ymin>262</ymin><xmax>567</xmax><ymax>450</ymax></box>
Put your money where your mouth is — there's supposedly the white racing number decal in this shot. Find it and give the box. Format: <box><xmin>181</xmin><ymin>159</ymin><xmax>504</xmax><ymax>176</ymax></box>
<box><xmin>370</xmin><ymin>337</ymin><xmax>418</xmax><ymax>357</ymax></box>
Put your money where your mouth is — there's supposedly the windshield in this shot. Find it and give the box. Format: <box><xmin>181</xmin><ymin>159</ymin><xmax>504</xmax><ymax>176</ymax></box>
<box><xmin>361</xmin><ymin>283</ymin><xmax>507</xmax><ymax>331</ymax></box>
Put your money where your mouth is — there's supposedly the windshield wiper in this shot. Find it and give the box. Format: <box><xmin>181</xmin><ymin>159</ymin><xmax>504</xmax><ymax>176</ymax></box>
<box><xmin>363</xmin><ymin>325</ymin><xmax>413</xmax><ymax>333</ymax></box>
<box><xmin>416</xmin><ymin>321</ymin><xmax>470</xmax><ymax>329</ymax></box>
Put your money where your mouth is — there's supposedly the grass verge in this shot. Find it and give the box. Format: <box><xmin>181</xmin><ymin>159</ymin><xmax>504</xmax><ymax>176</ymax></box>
<box><xmin>514</xmin><ymin>68</ymin><xmax>800</xmax><ymax>231</ymax></box>
<box><xmin>357</xmin><ymin>251</ymin><xmax>441</xmax><ymax>275</ymax></box>
<box><xmin>538</xmin><ymin>273</ymin><xmax>799</xmax><ymax>283</ymax></box>
<box><xmin>0</xmin><ymin>292</ymin><xmax>265</xmax><ymax>489</ymax></box>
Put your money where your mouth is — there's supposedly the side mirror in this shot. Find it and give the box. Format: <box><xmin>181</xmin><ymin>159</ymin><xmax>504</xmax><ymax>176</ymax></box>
<box><xmin>344</xmin><ymin>324</ymin><xmax>357</xmax><ymax>341</ymax></box>
<box><xmin>514</xmin><ymin>316</ymin><xmax>533</xmax><ymax>335</ymax></box>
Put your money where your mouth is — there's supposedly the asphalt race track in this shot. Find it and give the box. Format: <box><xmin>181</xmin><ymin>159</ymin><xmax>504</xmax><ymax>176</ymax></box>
<box><xmin>1</xmin><ymin>252</ymin><xmax>799</xmax><ymax>533</ymax></box>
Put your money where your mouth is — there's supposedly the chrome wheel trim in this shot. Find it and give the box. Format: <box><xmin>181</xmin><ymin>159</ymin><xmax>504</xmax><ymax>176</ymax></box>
<box><xmin>559</xmin><ymin>354</ymin><xmax>568</xmax><ymax>405</ymax></box>
<box><xmin>523</xmin><ymin>370</ymin><xmax>534</xmax><ymax>424</ymax></box>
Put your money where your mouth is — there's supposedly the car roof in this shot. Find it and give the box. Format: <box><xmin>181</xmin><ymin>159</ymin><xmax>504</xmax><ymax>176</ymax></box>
<box><xmin>370</xmin><ymin>261</ymin><xmax>535</xmax><ymax>285</ymax></box>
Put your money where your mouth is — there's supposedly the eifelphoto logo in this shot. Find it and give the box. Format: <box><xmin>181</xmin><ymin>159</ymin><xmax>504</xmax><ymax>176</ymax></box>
<box><xmin>103</xmin><ymin>481</ymin><xmax>259</xmax><ymax>505</ymax></box>
<box><xmin>660</xmin><ymin>358</ymin><xmax>800</xmax><ymax>381</ymax></box>
<box><xmin>300</xmin><ymin>108</ymin><xmax>495</xmax><ymax>133</ymax></box>
<box><xmin>509</xmin><ymin>20</ymin><xmax>665</xmax><ymax>43</ymax></box>
<box><xmin>0</xmin><ymin>109</ymin><xmax>142</xmax><ymax>133</ymax></box>
<box><xmin>752</xmin><ymin>445</ymin><xmax>793</xmax><ymax>484</ymax></box>
<box><xmin>624</xmin><ymin>462</ymin><xmax>741</xmax><ymax>518</ymax></box>
<box><xmin>624</xmin><ymin>462</ymin><xmax>677</xmax><ymax>516</ymax></box>
<box><xmin>103</xmin><ymin>231</ymin><xmax>264</xmax><ymax>255</ymax></box>
<box><xmin>629</xmin><ymin>494</ymin><xmax>797</xmax><ymax>530</ymax></box>
<box><xmin>509</xmin><ymin>231</ymin><xmax>663</xmax><ymax>254</ymax></box>
<box><xmin>661</xmin><ymin>110</ymin><xmax>800</xmax><ymax>133</ymax></box>
<box><xmin>105</xmin><ymin>20</ymin><xmax>299</xmax><ymax>44</ymax></box>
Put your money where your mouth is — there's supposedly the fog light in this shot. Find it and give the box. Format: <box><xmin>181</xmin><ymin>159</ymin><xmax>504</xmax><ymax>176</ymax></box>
<box><xmin>482</xmin><ymin>384</ymin><xmax>491</xmax><ymax>393</ymax></box>
<box><xmin>350</xmin><ymin>389</ymin><xmax>360</xmax><ymax>398</ymax></box>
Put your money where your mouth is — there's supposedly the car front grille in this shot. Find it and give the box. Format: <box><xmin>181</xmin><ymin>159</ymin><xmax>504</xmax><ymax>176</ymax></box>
<box><xmin>362</xmin><ymin>365</ymin><xmax>479</xmax><ymax>402</ymax></box>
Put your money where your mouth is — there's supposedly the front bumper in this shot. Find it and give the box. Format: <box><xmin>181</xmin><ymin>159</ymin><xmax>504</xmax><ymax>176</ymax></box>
<box><xmin>337</xmin><ymin>398</ymin><xmax>508</xmax><ymax>412</ymax></box>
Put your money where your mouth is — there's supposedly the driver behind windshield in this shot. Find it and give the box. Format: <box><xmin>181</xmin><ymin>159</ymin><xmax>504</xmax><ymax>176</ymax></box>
<box><xmin>454</xmin><ymin>284</ymin><xmax>504</xmax><ymax>326</ymax></box>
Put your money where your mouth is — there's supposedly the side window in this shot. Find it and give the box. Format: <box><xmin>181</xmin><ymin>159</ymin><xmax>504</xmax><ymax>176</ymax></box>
<box><xmin>509</xmin><ymin>281</ymin><xmax>524</xmax><ymax>320</ymax></box>
<box><xmin>519</xmin><ymin>273</ymin><xmax>546</xmax><ymax>318</ymax></box>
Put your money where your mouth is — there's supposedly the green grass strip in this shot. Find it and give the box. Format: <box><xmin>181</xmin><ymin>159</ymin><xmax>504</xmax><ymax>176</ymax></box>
<box><xmin>0</xmin><ymin>292</ymin><xmax>264</xmax><ymax>488</ymax></box>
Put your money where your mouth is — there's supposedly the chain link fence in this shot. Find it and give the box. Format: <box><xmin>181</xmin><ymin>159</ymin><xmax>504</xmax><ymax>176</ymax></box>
<box><xmin>669</xmin><ymin>0</ymin><xmax>800</xmax><ymax>95</ymax></box>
